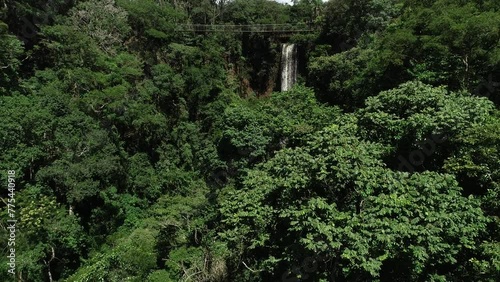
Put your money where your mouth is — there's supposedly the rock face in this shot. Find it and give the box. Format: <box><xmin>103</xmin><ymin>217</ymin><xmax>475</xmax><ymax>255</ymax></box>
<box><xmin>281</xmin><ymin>43</ymin><xmax>297</xmax><ymax>91</ymax></box>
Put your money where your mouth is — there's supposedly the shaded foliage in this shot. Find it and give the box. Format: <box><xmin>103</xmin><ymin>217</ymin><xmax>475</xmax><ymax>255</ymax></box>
<box><xmin>0</xmin><ymin>0</ymin><xmax>498</xmax><ymax>281</ymax></box>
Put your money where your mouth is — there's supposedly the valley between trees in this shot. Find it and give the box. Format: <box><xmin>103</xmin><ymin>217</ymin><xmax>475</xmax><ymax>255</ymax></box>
<box><xmin>0</xmin><ymin>0</ymin><xmax>499</xmax><ymax>281</ymax></box>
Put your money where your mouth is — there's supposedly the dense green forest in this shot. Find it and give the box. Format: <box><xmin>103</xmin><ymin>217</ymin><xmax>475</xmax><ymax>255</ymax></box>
<box><xmin>0</xmin><ymin>0</ymin><xmax>499</xmax><ymax>281</ymax></box>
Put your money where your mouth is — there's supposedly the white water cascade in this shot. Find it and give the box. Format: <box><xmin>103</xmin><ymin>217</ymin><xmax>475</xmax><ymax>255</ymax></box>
<box><xmin>280</xmin><ymin>43</ymin><xmax>298</xmax><ymax>91</ymax></box>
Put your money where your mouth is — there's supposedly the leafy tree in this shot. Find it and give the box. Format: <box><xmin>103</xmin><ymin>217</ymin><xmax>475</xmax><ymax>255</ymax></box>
<box><xmin>442</xmin><ymin>115</ymin><xmax>500</xmax><ymax>281</ymax></box>
<box><xmin>216</xmin><ymin>86</ymin><xmax>340</xmax><ymax>177</ymax></box>
<box><xmin>356</xmin><ymin>81</ymin><xmax>495</xmax><ymax>171</ymax></box>
<box><xmin>308</xmin><ymin>46</ymin><xmax>376</xmax><ymax>109</ymax></box>
<box><xmin>309</xmin><ymin>0</ymin><xmax>500</xmax><ymax>107</ymax></box>
<box><xmin>66</xmin><ymin>227</ymin><xmax>158</xmax><ymax>281</ymax></box>
<box><xmin>117</xmin><ymin>0</ymin><xmax>184</xmax><ymax>44</ymax></box>
<box><xmin>223</xmin><ymin>0</ymin><xmax>290</xmax><ymax>25</ymax></box>
<box><xmin>67</xmin><ymin>0</ymin><xmax>130</xmax><ymax>55</ymax></box>
<box><xmin>320</xmin><ymin>0</ymin><xmax>402</xmax><ymax>51</ymax></box>
<box><xmin>219</xmin><ymin>123</ymin><xmax>489</xmax><ymax>281</ymax></box>
<box><xmin>0</xmin><ymin>22</ymin><xmax>24</xmax><ymax>94</ymax></box>
<box><xmin>0</xmin><ymin>185</ymin><xmax>87</xmax><ymax>281</ymax></box>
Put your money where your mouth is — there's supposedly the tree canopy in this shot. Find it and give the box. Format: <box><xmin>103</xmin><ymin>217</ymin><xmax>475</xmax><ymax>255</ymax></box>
<box><xmin>0</xmin><ymin>0</ymin><xmax>498</xmax><ymax>281</ymax></box>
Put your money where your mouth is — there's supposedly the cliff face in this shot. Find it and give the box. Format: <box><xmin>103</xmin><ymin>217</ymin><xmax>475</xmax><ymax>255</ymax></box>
<box><xmin>230</xmin><ymin>34</ymin><xmax>284</xmax><ymax>97</ymax></box>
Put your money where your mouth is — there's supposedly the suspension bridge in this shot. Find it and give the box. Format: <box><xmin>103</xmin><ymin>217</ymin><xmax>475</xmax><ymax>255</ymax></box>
<box><xmin>174</xmin><ymin>24</ymin><xmax>314</xmax><ymax>33</ymax></box>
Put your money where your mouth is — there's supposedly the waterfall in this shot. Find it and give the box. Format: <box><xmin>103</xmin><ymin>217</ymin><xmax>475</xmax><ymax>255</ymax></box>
<box><xmin>280</xmin><ymin>43</ymin><xmax>297</xmax><ymax>91</ymax></box>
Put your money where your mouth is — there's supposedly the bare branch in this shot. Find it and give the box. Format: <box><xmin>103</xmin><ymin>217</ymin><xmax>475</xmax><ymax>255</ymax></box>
<box><xmin>242</xmin><ymin>261</ymin><xmax>260</xmax><ymax>273</ymax></box>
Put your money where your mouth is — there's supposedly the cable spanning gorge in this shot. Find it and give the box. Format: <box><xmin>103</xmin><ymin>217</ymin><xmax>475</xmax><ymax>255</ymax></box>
<box><xmin>174</xmin><ymin>23</ymin><xmax>313</xmax><ymax>33</ymax></box>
